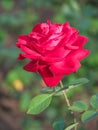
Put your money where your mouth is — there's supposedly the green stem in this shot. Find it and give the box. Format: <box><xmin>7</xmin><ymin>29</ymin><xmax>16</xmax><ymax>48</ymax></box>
<box><xmin>59</xmin><ymin>81</ymin><xmax>78</xmax><ymax>130</ymax></box>
<box><xmin>74</xmin><ymin>118</ymin><xmax>77</xmax><ymax>130</ymax></box>
<box><xmin>60</xmin><ymin>81</ymin><xmax>71</xmax><ymax>107</ymax></box>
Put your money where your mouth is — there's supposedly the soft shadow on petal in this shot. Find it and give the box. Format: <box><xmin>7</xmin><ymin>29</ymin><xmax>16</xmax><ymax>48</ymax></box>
<box><xmin>23</xmin><ymin>61</ymin><xmax>38</xmax><ymax>72</ymax></box>
<box><xmin>39</xmin><ymin>66</ymin><xmax>63</xmax><ymax>87</ymax></box>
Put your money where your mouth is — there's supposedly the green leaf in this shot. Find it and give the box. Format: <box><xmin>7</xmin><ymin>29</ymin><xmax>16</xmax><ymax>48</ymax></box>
<box><xmin>90</xmin><ymin>94</ymin><xmax>98</xmax><ymax>110</ymax></box>
<box><xmin>27</xmin><ymin>94</ymin><xmax>53</xmax><ymax>114</ymax></box>
<box><xmin>40</xmin><ymin>87</ymin><xmax>61</xmax><ymax>93</ymax></box>
<box><xmin>40</xmin><ymin>87</ymin><xmax>63</xmax><ymax>96</ymax></box>
<box><xmin>40</xmin><ymin>88</ymin><xmax>54</xmax><ymax>93</ymax></box>
<box><xmin>81</xmin><ymin>110</ymin><xmax>98</xmax><ymax>122</ymax></box>
<box><xmin>69</xmin><ymin>101</ymin><xmax>88</xmax><ymax>112</ymax></box>
<box><xmin>53</xmin><ymin>118</ymin><xmax>66</xmax><ymax>130</ymax></box>
<box><xmin>57</xmin><ymin>78</ymin><xmax>89</xmax><ymax>93</ymax></box>
<box><xmin>67</xmin><ymin>78</ymin><xmax>89</xmax><ymax>86</ymax></box>
<box><xmin>65</xmin><ymin>123</ymin><xmax>78</xmax><ymax>130</ymax></box>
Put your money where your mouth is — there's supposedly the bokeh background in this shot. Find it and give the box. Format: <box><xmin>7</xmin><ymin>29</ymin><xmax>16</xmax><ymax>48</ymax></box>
<box><xmin>0</xmin><ymin>0</ymin><xmax>98</xmax><ymax>130</ymax></box>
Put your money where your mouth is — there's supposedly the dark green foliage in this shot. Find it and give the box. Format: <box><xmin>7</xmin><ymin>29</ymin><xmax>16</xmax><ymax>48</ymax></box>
<box><xmin>81</xmin><ymin>111</ymin><xmax>98</xmax><ymax>122</ymax></box>
<box><xmin>69</xmin><ymin>101</ymin><xmax>88</xmax><ymax>112</ymax></box>
<box><xmin>53</xmin><ymin>118</ymin><xmax>66</xmax><ymax>130</ymax></box>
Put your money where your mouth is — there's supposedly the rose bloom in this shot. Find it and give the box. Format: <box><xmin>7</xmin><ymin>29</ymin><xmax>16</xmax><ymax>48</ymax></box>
<box><xmin>16</xmin><ymin>21</ymin><xmax>90</xmax><ymax>87</ymax></box>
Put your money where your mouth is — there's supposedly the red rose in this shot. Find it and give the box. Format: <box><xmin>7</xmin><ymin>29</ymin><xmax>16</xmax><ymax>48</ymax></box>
<box><xmin>16</xmin><ymin>21</ymin><xmax>90</xmax><ymax>87</ymax></box>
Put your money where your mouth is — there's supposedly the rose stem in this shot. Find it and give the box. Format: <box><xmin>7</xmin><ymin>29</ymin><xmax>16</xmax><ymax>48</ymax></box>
<box><xmin>59</xmin><ymin>81</ymin><xmax>77</xmax><ymax>130</ymax></box>
<box><xmin>59</xmin><ymin>81</ymin><xmax>70</xmax><ymax>107</ymax></box>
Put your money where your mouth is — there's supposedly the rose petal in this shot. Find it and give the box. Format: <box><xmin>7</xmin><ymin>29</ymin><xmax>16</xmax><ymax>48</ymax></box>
<box><xmin>16</xmin><ymin>35</ymin><xmax>29</xmax><ymax>48</ymax></box>
<box><xmin>32</xmin><ymin>23</ymin><xmax>49</xmax><ymax>34</ymax></box>
<box><xmin>39</xmin><ymin>66</ymin><xmax>63</xmax><ymax>87</ymax></box>
<box><xmin>63</xmin><ymin>22</ymin><xmax>77</xmax><ymax>35</ymax></box>
<box><xmin>49</xmin><ymin>23</ymin><xmax>63</xmax><ymax>34</ymax></box>
<box><xmin>50</xmin><ymin>60</ymin><xmax>81</xmax><ymax>75</ymax></box>
<box><xmin>68</xmin><ymin>49</ymin><xmax>90</xmax><ymax>60</ymax></box>
<box><xmin>18</xmin><ymin>53</ymin><xmax>26</xmax><ymax>60</ymax></box>
<box><xmin>19</xmin><ymin>45</ymin><xmax>41</xmax><ymax>58</ymax></box>
<box><xmin>18</xmin><ymin>53</ymin><xmax>41</xmax><ymax>60</ymax></box>
<box><xmin>42</xmin><ymin>48</ymin><xmax>70</xmax><ymax>63</ymax></box>
<box><xmin>23</xmin><ymin>61</ymin><xmax>38</xmax><ymax>72</ymax></box>
<box><xmin>73</xmin><ymin>36</ymin><xmax>88</xmax><ymax>48</ymax></box>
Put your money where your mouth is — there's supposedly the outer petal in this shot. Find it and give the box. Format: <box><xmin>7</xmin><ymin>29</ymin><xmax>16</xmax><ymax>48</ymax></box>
<box><xmin>50</xmin><ymin>60</ymin><xmax>81</xmax><ymax>75</ymax></box>
<box><xmin>47</xmin><ymin>47</ymin><xmax>70</xmax><ymax>58</ymax></box>
<box><xmin>73</xmin><ymin>36</ymin><xmax>88</xmax><ymax>48</ymax></box>
<box><xmin>18</xmin><ymin>53</ymin><xmax>40</xmax><ymax>60</ymax></box>
<box><xmin>38</xmin><ymin>66</ymin><xmax>63</xmax><ymax>87</ymax></box>
<box><xmin>23</xmin><ymin>61</ymin><xmax>38</xmax><ymax>72</ymax></box>
<box><xmin>65</xmin><ymin>32</ymin><xmax>79</xmax><ymax>49</ymax></box>
<box><xmin>18</xmin><ymin>53</ymin><xmax>26</xmax><ymax>60</ymax></box>
<box><xmin>16</xmin><ymin>35</ymin><xmax>29</xmax><ymax>48</ymax></box>
<box><xmin>32</xmin><ymin>23</ymin><xmax>49</xmax><ymax>35</ymax></box>
<box><xmin>19</xmin><ymin>45</ymin><xmax>41</xmax><ymax>59</ymax></box>
<box><xmin>42</xmin><ymin>48</ymin><xmax>70</xmax><ymax>63</ymax></box>
<box><xmin>68</xmin><ymin>49</ymin><xmax>90</xmax><ymax>60</ymax></box>
<box><xmin>63</xmin><ymin>22</ymin><xmax>77</xmax><ymax>35</ymax></box>
<box><xmin>50</xmin><ymin>49</ymin><xmax>90</xmax><ymax>75</ymax></box>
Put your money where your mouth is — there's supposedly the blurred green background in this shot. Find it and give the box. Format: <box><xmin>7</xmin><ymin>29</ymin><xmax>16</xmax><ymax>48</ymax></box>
<box><xmin>0</xmin><ymin>0</ymin><xmax>98</xmax><ymax>130</ymax></box>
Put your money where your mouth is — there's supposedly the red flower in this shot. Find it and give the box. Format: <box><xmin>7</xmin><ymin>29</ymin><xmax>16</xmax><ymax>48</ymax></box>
<box><xmin>16</xmin><ymin>21</ymin><xmax>90</xmax><ymax>87</ymax></box>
